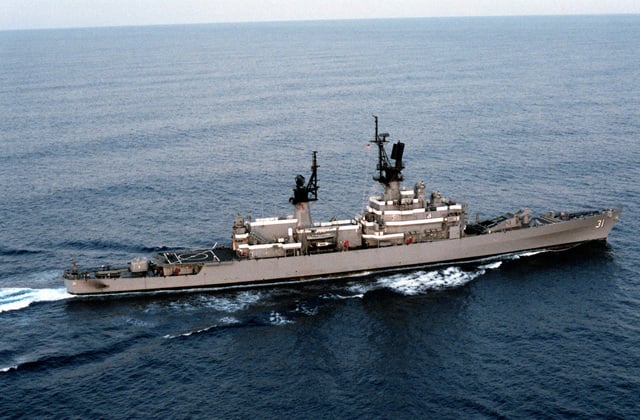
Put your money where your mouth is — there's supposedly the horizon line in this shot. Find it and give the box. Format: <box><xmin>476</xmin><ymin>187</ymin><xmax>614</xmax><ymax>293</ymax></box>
<box><xmin>2</xmin><ymin>12</ymin><xmax>638</xmax><ymax>33</ymax></box>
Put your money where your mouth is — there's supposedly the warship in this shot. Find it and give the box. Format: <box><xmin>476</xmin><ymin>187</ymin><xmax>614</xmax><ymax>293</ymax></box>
<box><xmin>64</xmin><ymin>117</ymin><xmax>621</xmax><ymax>295</ymax></box>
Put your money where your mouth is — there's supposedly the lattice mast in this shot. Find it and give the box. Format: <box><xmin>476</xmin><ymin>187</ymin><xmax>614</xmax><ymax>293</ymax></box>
<box><xmin>290</xmin><ymin>151</ymin><xmax>319</xmax><ymax>227</ymax></box>
<box><xmin>371</xmin><ymin>115</ymin><xmax>405</xmax><ymax>202</ymax></box>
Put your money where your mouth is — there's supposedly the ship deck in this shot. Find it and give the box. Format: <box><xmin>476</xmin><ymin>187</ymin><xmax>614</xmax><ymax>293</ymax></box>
<box><xmin>156</xmin><ymin>247</ymin><xmax>235</xmax><ymax>265</ymax></box>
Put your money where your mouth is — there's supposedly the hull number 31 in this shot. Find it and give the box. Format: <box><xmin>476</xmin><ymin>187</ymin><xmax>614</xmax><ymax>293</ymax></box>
<box><xmin>595</xmin><ymin>219</ymin><xmax>605</xmax><ymax>229</ymax></box>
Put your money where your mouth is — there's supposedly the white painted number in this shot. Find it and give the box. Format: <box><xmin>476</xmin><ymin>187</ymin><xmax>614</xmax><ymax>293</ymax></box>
<box><xmin>595</xmin><ymin>219</ymin><xmax>605</xmax><ymax>229</ymax></box>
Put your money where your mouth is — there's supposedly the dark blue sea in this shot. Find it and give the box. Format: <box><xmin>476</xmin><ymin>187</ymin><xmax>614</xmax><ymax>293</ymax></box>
<box><xmin>1</xmin><ymin>15</ymin><xmax>639</xmax><ymax>418</ymax></box>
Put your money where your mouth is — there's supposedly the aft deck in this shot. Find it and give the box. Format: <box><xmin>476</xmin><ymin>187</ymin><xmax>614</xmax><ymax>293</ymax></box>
<box><xmin>156</xmin><ymin>247</ymin><xmax>235</xmax><ymax>264</ymax></box>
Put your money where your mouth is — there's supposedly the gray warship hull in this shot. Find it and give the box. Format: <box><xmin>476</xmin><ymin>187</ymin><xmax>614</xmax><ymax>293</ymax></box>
<box><xmin>64</xmin><ymin>207</ymin><xmax>620</xmax><ymax>295</ymax></box>
<box><xmin>63</xmin><ymin>118</ymin><xmax>621</xmax><ymax>295</ymax></box>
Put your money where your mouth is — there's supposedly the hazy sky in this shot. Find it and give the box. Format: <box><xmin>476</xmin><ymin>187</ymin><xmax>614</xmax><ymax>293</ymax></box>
<box><xmin>3</xmin><ymin>0</ymin><xmax>640</xmax><ymax>30</ymax></box>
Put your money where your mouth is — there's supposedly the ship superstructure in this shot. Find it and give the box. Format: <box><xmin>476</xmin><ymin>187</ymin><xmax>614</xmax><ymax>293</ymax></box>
<box><xmin>64</xmin><ymin>117</ymin><xmax>621</xmax><ymax>295</ymax></box>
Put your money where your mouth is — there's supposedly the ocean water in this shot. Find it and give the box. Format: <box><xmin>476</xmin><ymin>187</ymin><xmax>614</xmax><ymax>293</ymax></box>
<box><xmin>1</xmin><ymin>15</ymin><xmax>639</xmax><ymax>418</ymax></box>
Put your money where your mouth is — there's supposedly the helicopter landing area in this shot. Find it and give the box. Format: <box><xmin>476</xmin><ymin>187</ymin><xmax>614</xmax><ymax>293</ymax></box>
<box><xmin>159</xmin><ymin>248</ymin><xmax>234</xmax><ymax>264</ymax></box>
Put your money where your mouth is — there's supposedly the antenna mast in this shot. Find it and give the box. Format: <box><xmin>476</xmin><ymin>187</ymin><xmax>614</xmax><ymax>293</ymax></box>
<box><xmin>290</xmin><ymin>151</ymin><xmax>319</xmax><ymax>204</ymax></box>
<box><xmin>371</xmin><ymin>115</ymin><xmax>404</xmax><ymax>186</ymax></box>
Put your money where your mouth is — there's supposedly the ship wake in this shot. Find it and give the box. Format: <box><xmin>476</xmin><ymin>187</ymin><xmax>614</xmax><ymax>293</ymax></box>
<box><xmin>343</xmin><ymin>261</ymin><xmax>503</xmax><ymax>297</ymax></box>
<box><xmin>378</xmin><ymin>263</ymin><xmax>501</xmax><ymax>295</ymax></box>
<box><xmin>160</xmin><ymin>253</ymin><xmax>553</xmax><ymax>339</ymax></box>
<box><xmin>0</xmin><ymin>287</ymin><xmax>73</xmax><ymax>313</ymax></box>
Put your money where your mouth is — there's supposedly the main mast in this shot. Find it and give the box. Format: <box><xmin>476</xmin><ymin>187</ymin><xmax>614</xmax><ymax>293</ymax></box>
<box><xmin>290</xmin><ymin>151</ymin><xmax>319</xmax><ymax>227</ymax></box>
<box><xmin>371</xmin><ymin>116</ymin><xmax>405</xmax><ymax>202</ymax></box>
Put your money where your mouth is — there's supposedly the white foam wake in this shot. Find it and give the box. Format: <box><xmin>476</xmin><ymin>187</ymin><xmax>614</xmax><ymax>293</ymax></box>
<box><xmin>376</xmin><ymin>266</ymin><xmax>473</xmax><ymax>296</ymax></box>
<box><xmin>343</xmin><ymin>261</ymin><xmax>503</xmax><ymax>297</ymax></box>
<box><xmin>511</xmin><ymin>250</ymin><xmax>545</xmax><ymax>259</ymax></box>
<box><xmin>164</xmin><ymin>324</ymin><xmax>217</xmax><ymax>339</ymax></box>
<box><xmin>155</xmin><ymin>290</ymin><xmax>265</xmax><ymax>314</ymax></box>
<box><xmin>0</xmin><ymin>287</ymin><xmax>73</xmax><ymax>313</ymax></box>
<box><xmin>269</xmin><ymin>310</ymin><xmax>293</xmax><ymax>325</ymax></box>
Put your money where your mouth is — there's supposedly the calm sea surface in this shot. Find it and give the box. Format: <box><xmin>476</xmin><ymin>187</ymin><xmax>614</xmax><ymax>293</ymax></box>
<box><xmin>1</xmin><ymin>16</ymin><xmax>639</xmax><ymax>418</ymax></box>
